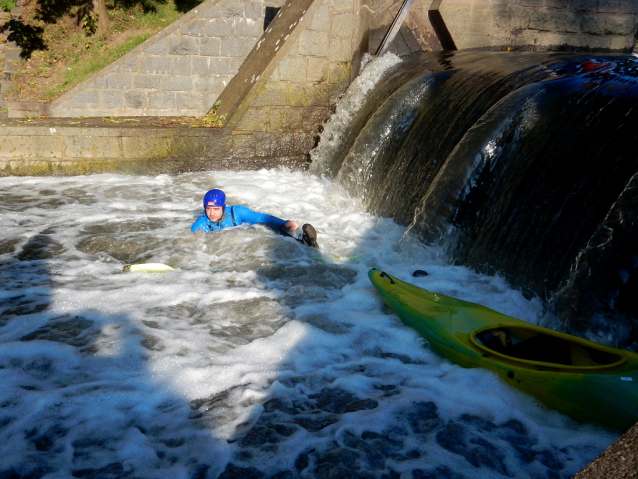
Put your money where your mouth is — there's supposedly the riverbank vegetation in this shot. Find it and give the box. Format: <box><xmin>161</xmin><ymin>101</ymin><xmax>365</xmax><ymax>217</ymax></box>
<box><xmin>2</xmin><ymin>0</ymin><xmax>202</xmax><ymax>102</ymax></box>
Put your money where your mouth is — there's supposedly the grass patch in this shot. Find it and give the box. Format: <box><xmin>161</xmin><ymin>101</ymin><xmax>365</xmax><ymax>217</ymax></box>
<box><xmin>43</xmin><ymin>33</ymin><xmax>151</xmax><ymax>99</ymax></box>
<box><xmin>5</xmin><ymin>0</ymin><xmax>200</xmax><ymax>102</ymax></box>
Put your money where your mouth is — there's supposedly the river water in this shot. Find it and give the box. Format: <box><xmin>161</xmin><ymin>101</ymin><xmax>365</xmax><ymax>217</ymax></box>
<box><xmin>0</xmin><ymin>169</ymin><xmax>616</xmax><ymax>478</ymax></box>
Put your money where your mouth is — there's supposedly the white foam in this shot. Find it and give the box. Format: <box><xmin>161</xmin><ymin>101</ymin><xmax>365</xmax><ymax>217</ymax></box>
<box><xmin>0</xmin><ymin>169</ymin><xmax>616</xmax><ymax>478</ymax></box>
<box><xmin>310</xmin><ymin>53</ymin><xmax>403</xmax><ymax>172</ymax></box>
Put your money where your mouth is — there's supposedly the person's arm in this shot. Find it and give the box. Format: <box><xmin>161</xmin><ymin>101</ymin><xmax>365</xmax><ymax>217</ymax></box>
<box><xmin>234</xmin><ymin>205</ymin><xmax>290</xmax><ymax>229</ymax></box>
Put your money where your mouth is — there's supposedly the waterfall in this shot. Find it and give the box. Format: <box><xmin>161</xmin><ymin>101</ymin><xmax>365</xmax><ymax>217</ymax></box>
<box><xmin>312</xmin><ymin>51</ymin><xmax>638</xmax><ymax>349</ymax></box>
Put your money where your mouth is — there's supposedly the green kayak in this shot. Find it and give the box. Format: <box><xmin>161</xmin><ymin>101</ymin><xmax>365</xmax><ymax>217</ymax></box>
<box><xmin>368</xmin><ymin>268</ymin><xmax>638</xmax><ymax>432</ymax></box>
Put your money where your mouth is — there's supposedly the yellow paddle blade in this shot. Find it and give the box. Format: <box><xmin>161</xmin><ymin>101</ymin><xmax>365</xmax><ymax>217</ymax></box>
<box><xmin>123</xmin><ymin>263</ymin><xmax>174</xmax><ymax>273</ymax></box>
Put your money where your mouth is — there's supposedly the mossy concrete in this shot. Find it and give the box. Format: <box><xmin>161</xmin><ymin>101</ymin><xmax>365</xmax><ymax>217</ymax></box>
<box><xmin>0</xmin><ymin>118</ymin><xmax>308</xmax><ymax>176</ymax></box>
<box><xmin>212</xmin><ymin>0</ymin><xmax>362</xmax><ymax>173</ymax></box>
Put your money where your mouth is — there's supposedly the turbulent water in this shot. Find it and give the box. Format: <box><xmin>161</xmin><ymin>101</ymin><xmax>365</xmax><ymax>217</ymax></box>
<box><xmin>0</xmin><ymin>169</ymin><xmax>617</xmax><ymax>478</ymax></box>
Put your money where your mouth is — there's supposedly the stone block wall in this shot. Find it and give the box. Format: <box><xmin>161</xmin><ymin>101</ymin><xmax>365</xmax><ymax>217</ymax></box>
<box><xmin>215</xmin><ymin>0</ymin><xmax>362</xmax><ymax>166</ymax></box>
<box><xmin>439</xmin><ymin>0</ymin><xmax>638</xmax><ymax>52</ymax></box>
<box><xmin>45</xmin><ymin>0</ymin><xmax>286</xmax><ymax>118</ymax></box>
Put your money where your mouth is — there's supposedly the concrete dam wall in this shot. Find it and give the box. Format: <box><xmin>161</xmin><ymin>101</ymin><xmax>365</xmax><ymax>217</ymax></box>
<box><xmin>2</xmin><ymin>0</ymin><xmax>638</xmax><ymax>176</ymax></box>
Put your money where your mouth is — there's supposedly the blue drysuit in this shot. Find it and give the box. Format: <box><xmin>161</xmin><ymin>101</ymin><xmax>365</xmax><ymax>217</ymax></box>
<box><xmin>191</xmin><ymin>205</ymin><xmax>290</xmax><ymax>233</ymax></box>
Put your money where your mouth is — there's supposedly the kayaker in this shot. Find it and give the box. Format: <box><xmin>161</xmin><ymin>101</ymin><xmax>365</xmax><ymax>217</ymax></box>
<box><xmin>191</xmin><ymin>188</ymin><xmax>319</xmax><ymax>249</ymax></box>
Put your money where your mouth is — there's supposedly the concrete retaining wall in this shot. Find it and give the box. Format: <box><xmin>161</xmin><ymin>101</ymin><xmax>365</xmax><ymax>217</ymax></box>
<box><xmin>0</xmin><ymin>118</ymin><xmax>307</xmax><ymax>176</ymax></box>
<box><xmin>363</xmin><ymin>0</ymin><xmax>638</xmax><ymax>55</ymax></box>
<box><xmin>213</xmin><ymin>0</ymin><xmax>362</xmax><ymax>164</ymax></box>
<box><xmin>365</xmin><ymin>0</ymin><xmax>440</xmax><ymax>55</ymax></box>
<box><xmin>8</xmin><ymin>0</ymin><xmax>638</xmax><ymax>120</ymax></box>
<box><xmin>1</xmin><ymin>0</ymin><xmax>361</xmax><ymax>175</ymax></box>
<box><xmin>1</xmin><ymin>0</ymin><xmax>360</xmax><ymax>175</ymax></box>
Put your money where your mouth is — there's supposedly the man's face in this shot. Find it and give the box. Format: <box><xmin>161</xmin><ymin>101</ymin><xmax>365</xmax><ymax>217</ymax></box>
<box><xmin>205</xmin><ymin>206</ymin><xmax>224</xmax><ymax>222</ymax></box>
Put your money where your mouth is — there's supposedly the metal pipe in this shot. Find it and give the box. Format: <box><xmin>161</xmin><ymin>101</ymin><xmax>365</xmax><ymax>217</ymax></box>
<box><xmin>376</xmin><ymin>0</ymin><xmax>416</xmax><ymax>56</ymax></box>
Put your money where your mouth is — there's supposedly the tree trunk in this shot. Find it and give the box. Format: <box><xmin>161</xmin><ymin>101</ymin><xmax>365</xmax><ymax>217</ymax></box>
<box><xmin>92</xmin><ymin>0</ymin><xmax>109</xmax><ymax>37</ymax></box>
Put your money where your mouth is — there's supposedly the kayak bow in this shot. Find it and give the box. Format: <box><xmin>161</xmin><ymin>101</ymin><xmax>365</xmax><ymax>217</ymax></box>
<box><xmin>368</xmin><ymin>268</ymin><xmax>638</xmax><ymax>431</ymax></box>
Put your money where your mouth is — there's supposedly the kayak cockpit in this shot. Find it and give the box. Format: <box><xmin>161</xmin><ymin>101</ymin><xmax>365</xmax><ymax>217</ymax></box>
<box><xmin>471</xmin><ymin>325</ymin><xmax>625</xmax><ymax>369</ymax></box>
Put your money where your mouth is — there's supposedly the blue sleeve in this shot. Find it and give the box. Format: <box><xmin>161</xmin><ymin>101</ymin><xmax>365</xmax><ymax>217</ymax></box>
<box><xmin>191</xmin><ymin>214</ymin><xmax>209</xmax><ymax>232</ymax></box>
<box><xmin>233</xmin><ymin>205</ymin><xmax>287</xmax><ymax>228</ymax></box>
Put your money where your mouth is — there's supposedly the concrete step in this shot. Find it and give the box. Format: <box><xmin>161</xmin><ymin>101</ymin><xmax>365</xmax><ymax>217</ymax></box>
<box><xmin>3</xmin><ymin>46</ymin><xmax>22</xmax><ymax>82</ymax></box>
<box><xmin>3</xmin><ymin>63</ymin><xmax>20</xmax><ymax>75</ymax></box>
<box><xmin>1</xmin><ymin>79</ymin><xmax>15</xmax><ymax>92</ymax></box>
<box><xmin>7</xmin><ymin>101</ymin><xmax>50</xmax><ymax>118</ymax></box>
<box><xmin>4</xmin><ymin>47</ymin><xmax>21</xmax><ymax>64</ymax></box>
<box><xmin>10</xmin><ymin>6</ymin><xmax>23</xmax><ymax>20</ymax></box>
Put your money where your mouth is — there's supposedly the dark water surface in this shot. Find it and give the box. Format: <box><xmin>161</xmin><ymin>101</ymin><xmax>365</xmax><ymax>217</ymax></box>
<box><xmin>315</xmin><ymin>51</ymin><xmax>638</xmax><ymax>349</ymax></box>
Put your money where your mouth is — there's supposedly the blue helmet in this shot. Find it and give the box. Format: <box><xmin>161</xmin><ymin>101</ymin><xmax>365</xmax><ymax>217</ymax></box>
<box><xmin>203</xmin><ymin>189</ymin><xmax>226</xmax><ymax>210</ymax></box>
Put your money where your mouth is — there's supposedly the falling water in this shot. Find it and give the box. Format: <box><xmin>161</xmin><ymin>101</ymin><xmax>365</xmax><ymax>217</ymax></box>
<box><xmin>312</xmin><ymin>51</ymin><xmax>638</xmax><ymax>349</ymax></box>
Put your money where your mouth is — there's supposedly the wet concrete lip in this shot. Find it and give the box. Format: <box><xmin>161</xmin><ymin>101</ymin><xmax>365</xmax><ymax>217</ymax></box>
<box><xmin>0</xmin><ymin>116</ymin><xmax>229</xmax><ymax>130</ymax></box>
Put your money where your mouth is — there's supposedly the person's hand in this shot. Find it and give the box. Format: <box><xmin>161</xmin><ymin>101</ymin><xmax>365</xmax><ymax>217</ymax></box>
<box><xmin>285</xmin><ymin>220</ymin><xmax>298</xmax><ymax>231</ymax></box>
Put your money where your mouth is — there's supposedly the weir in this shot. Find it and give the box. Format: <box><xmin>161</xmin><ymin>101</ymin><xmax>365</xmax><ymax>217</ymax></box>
<box><xmin>311</xmin><ymin>51</ymin><xmax>638</xmax><ymax>349</ymax></box>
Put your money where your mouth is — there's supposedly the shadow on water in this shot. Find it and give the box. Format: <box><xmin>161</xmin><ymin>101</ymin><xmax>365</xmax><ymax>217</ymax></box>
<box><xmin>199</xmin><ymin>221</ymin><xmax>607</xmax><ymax>479</ymax></box>
<box><xmin>0</xmin><ymin>234</ymin><xmax>224</xmax><ymax>478</ymax></box>
<box><xmin>176</xmin><ymin>201</ymin><xmax>607</xmax><ymax>477</ymax></box>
